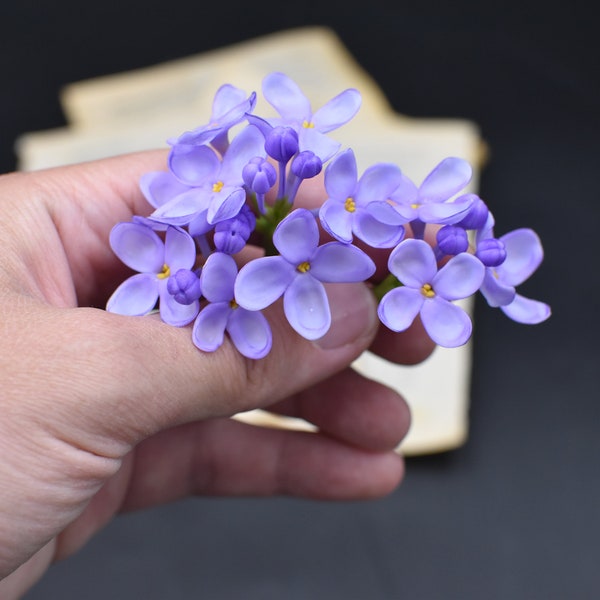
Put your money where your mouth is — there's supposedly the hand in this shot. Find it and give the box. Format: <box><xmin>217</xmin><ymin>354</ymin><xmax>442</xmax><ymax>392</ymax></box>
<box><xmin>0</xmin><ymin>152</ymin><xmax>434</xmax><ymax>597</ymax></box>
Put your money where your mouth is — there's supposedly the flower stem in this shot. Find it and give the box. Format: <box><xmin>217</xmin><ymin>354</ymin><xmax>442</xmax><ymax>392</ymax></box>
<box><xmin>372</xmin><ymin>272</ymin><xmax>402</xmax><ymax>302</ymax></box>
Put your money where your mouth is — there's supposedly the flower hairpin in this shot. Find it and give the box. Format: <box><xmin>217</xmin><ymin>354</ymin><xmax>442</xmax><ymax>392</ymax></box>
<box><xmin>107</xmin><ymin>71</ymin><xmax>551</xmax><ymax>359</ymax></box>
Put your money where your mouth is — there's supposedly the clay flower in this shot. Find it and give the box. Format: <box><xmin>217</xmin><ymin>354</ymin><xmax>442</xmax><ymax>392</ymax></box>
<box><xmin>378</xmin><ymin>239</ymin><xmax>485</xmax><ymax>347</ymax></box>
<box><xmin>106</xmin><ymin>223</ymin><xmax>199</xmax><ymax>326</ymax></box>
<box><xmin>234</xmin><ymin>208</ymin><xmax>375</xmax><ymax>340</ymax></box>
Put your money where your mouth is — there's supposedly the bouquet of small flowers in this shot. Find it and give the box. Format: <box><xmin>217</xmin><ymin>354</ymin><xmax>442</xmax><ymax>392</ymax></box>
<box><xmin>106</xmin><ymin>72</ymin><xmax>550</xmax><ymax>359</ymax></box>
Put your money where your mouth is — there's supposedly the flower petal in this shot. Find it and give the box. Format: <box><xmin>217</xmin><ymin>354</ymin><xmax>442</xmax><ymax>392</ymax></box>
<box><xmin>211</xmin><ymin>84</ymin><xmax>250</xmax><ymax>121</ymax></box>
<box><xmin>355</xmin><ymin>163</ymin><xmax>404</xmax><ymax>204</ymax></box>
<box><xmin>227</xmin><ymin>309</ymin><xmax>273</xmax><ymax>359</ymax></box>
<box><xmin>207</xmin><ymin>187</ymin><xmax>247</xmax><ymax>224</ymax></box>
<box><xmin>164</xmin><ymin>226</ymin><xmax>196</xmax><ymax>271</ymax></box>
<box><xmin>480</xmin><ymin>270</ymin><xmax>516</xmax><ymax>307</ymax></box>
<box><xmin>192</xmin><ymin>302</ymin><xmax>230</xmax><ymax>352</ymax></box>
<box><xmin>235</xmin><ymin>256</ymin><xmax>295</xmax><ymax>310</ymax></box>
<box><xmin>501</xmin><ymin>294</ymin><xmax>551</xmax><ymax>324</ymax></box>
<box><xmin>312</xmin><ymin>88</ymin><xmax>361</xmax><ymax>132</ymax></box>
<box><xmin>139</xmin><ymin>171</ymin><xmax>191</xmax><ymax>209</ymax></box>
<box><xmin>420</xmin><ymin>296</ymin><xmax>472</xmax><ymax>347</ymax></box>
<box><xmin>283</xmin><ymin>274</ymin><xmax>330</xmax><ymax>340</ymax></box>
<box><xmin>388</xmin><ymin>239</ymin><xmax>437</xmax><ymax>287</ymax></box>
<box><xmin>353</xmin><ymin>210</ymin><xmax>405</xmax><ymax>248</ymax></box>
<box><xmin>390</xmin><ymin>173</ymin><xmax>419</xmax><ymax>205</ymax></box>
<box><xmin>159</xmin><ymin>286</ymin><xmax>199</xmax><ymax>326</ymax></box>
<box><xmin>109</xmin><ymin>222</ymin><xmax>164</xmax><ymax>273</ymax></box>
<box><xmin>497</xmin><ymin>228</ymin><xmax>544</xmax><ymax>286</ymax></box>
<box><xmin>378</xmin><ymin>287</ymin><xmax>424</xmax><ymax>332</ymax></box>
<box><xmin>319</xmin><ymin>199</ymin><xmax>353</xmax><ymax>243</ymax></box>
<box><xmin>417</xmin><ymin>194</ymin><xmax>474</xmax><ymax>224</ymax></box>
<box><xmin>262</xmin><ymin>72</ymin><xmax>311</xmax><ymax>121</ymax></box>
<box><xmin>200</xmin><ymin>252</ymin><xmax>237</xmax><ymax>302</ymax></box>
<box><xmin>273</xmin><ymin>208</ymin><xmax>319</xmax><ymax>264</ymax></box>
<box><xmin>324</xmin><ymin>148</ymin><xmax>357</xmax><ymax>200</ymax></box>
<box><xmin>219</xmin><ymin>124</ymin><xmax>266</xmax><ymax>183</ymax></box>
<box><xmin>311</xmin><ymin>242</ymin><xmax>376</xmax><ymax>282</ymax></box>
<box><xmin>366</xmin><ymin>200</ymin><xmax>412</xmax><ymax>226</ymax></box>
<box><xmin>418</xmin><ymin>157</ymin><xmax>472</xmax><ymax>203</ymax></box>
<box><xmin>150</xmin><ymin>188</ymin><xmax>211</xmax><ymax>226</ymax></box>
<box><xmin>168</xmin><ymin>144</ymin><xmax>220</xmax><ymax>186</ymax></box>
<box><xmin>298</xmin><ymin>128</ymin><xmax>341</xmax><ymax>162</ymax></box>
<box><xmin>433</xmin><ymin>252</ymin><xmax>485</xmax><ymax>300</ymax></box>
<box><xmin>106</xmin><ymin>273</ymin><xmax>158</xmax><ymax>316</ymax></box>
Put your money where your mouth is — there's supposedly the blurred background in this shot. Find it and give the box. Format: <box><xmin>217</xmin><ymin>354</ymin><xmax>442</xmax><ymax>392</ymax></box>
<box><xmin>2</xmin><ymin>1</ymin><xmax>598</xmax><ymax>598</ymax></box>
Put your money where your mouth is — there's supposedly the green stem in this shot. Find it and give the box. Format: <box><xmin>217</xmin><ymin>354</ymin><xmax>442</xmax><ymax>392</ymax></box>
<box><xmin>372</xmin><ymin>272</ymin><xmax>402</xmax><ymax>302</ymax></box>
<box><xmin>254</xmin><ymin>197</ymin><xmax>293</xmax><ymax>256</ymax></box>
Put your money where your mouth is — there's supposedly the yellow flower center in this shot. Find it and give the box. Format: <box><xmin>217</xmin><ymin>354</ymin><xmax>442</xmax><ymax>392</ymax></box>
<box><xmin>421</xmin><ymin>283</ymin><xmax>435</xmax><ymax>298</ymax></box>
<box><xmin>229</xmin><ymin>299</ymin><xmax>239</xmax><ymax>309</ymax></box>
<box><xmin>212</xmin><ymin>180</ymin><xmax>224</xmax><ymax>192</ymax></box>
<box><xmin>297</xmin><ymin>261</ymin><xmax>311</xmax><ymax>273</ymax></box>
<box><xmin>302</xmin><ymin>120</ymin><xmax>315</xmax><ymax>129</ymax></box>
<box><xmin>157</xmin><ymin>264</ymin><xmax>171</xmax><ymax>280</ymax></box>
<box><xmin>344</xmin><ymin>197</ymin><xmax>356</xmax><ymax>213</ymax></box>
<box><xmin>411</xmin><ymin>202</ymin><xmax>421</xmax><ymax>210</ymax></box>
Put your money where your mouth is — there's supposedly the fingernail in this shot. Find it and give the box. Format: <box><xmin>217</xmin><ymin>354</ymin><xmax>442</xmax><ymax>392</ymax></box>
<box><xmin>316</xmin><ymin>283</ymin><xmax>378</xmax><ymax>350</ymax></box>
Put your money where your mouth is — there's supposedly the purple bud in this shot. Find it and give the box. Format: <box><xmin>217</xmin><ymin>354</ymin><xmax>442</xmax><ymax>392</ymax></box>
<box><xmin>264</xmin><ymin>126</ymin><xmax>299</xmax><ymax>162</ymax></box>
<box><xmin>242</xmin><ymin>157</ymin><xmax>277</xmax><ymax>195</ymax></box>
<box><xmin>476</xmin><ymin>238</ymin><xmax>507</xmax><ymax>266</ymax></box>
<box><xmin>291</xmin><ymin>151</ymin><xmax>322</xmax><ymax>179</ymax></box>
<box><xmin>213</xmin><ymin>205</ymin><xmax>256</xmax><ymax>254</ymax></box>
<box><xmin>436</xmin><ymin>225</ymin><xmax>469</xmax><ymax>255</ymax></box>
<box><xmin>167</xmin><ymin>268</ymin><xmax>201</xmax><ymax>304</ymax></box>
<box><xmin>456</xmin><ymin>194</ymin><xmax>489</xmax><ymax>230</ymax></box>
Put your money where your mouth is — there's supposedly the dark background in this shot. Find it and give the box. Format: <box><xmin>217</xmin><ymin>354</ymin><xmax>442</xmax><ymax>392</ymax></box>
<box><xmin>2</xmin><ymin>2</ymin><xmax>598</xmax><ymax>599</ymax></box>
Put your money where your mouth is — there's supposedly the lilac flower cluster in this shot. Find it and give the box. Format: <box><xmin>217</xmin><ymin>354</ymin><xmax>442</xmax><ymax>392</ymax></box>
<box><xmin>107</xmin><ymin>72</ymin><xmax>550</xmax><ymax>358</ymax></box>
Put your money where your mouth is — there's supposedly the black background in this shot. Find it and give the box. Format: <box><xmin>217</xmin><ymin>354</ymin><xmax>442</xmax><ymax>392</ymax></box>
<box><xmin>2</xmin><ymin>2</ymin><xmax>598</xmax><ymax>599</ymax></box>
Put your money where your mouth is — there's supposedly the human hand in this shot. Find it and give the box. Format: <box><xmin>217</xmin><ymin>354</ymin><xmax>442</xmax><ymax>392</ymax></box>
<box><xmin>0</xmin><ymin>151</ymin><xmax>433</xmax><ymax>597</ymax></box>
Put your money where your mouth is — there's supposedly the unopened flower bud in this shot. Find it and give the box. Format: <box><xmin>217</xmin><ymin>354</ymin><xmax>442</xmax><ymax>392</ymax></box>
<box><xmin>167</xmin><ymin>268</ymin><xmax>201</xmax><ymax>304</ymax></box>
<box><xmin>291</xmin><ymin>151</ymin><xmax>322</xmax><ymax>179</ymax></box>
<box><xmin>436</xmin><ymin>225</ymin><xmax>469</xmax><ymax>256</ymax></box>
<box><xmin>214</xmin><ymin>205</ymin><xmax>256</xmax><ymax>254</ymax></box>
<box><xmin>242</xmin><ymin>157</ymin><xmax>277</xmax><ymax>195</ymax></box>
<box><xmin>476</xmin><ymin>238</ymin><xmax>506</xmax><ymax>266</ymax></box>
<box><xmin>456</xmin><ymin>194</ymin><xmax>489</xmax><ymax>230</ymax></box>
<box><xmin>264</xmin><ymin>126</ymin><xmax>299</xmax><ymax>162</ymax></box>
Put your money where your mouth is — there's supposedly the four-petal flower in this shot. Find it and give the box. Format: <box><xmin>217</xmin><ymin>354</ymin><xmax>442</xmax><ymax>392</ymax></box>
<box><xmin>319</xmin><ymin>149</ymin><xmax>406</xmax><ymax>248</ymax></box>
<box><xmin>234</xmin><ymin>208</ymin><xmax>376</xmax><ymax>340</ymax></box>
<box><xmin>378</xmin><ymin>239</ymin><xmax>485</xmax><ymax>347</ymax></box>
<box><xmin>107</xmin><ymin>223</ymin><xmax>200</xmax><ymax>326</ymax></box>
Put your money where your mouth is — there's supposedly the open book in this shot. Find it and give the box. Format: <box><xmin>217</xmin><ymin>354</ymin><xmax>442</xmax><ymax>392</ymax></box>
<box><xmin>15</xmin><ymin>26</ymin><xmax>486</xmax><ymax>455</ymax></box>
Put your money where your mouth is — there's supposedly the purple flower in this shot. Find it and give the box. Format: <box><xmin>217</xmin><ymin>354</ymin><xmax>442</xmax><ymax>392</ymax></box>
<box><xmin>319</xmin><ymin>149</ymin><xmax>406</xmax><ymax>248</ymax></box>
<box><xmin>167</xmin><ymin>268</ymin><xmax>201</xmax><ymax>305</ymax></box>
<box><xmin>264</xmin><ymin>126</ymin><xmax>299</xmax><ymax>163</ymax></box>
<box><xmin>213</xmin><ymin>204</ymin><xmax>256</xmax><ymax>254</ymax></box>
<box><xmin>106</xmin><ymin>223</ymin><xmax>200</xmax><ymax>326</ymax></box>
<box><xmin>242</xmin><ymin>156</ymin><xmax>277</xmax><ymax>213</ymax></box>
<box><xmin>152</xmin><ymin>124</ymin><xmax>266</xmax><ymax>225</ymax></box>
<box><xmin>436</xmin><ymin>225</ymin><xmax>469</xmax><ymax>257</ymax></box>
<box><xmin>261</xmin><ymin>72</ymin><xmax>361</xmax><ymax>162</ymax></box>
<box><xmin>478</xmin><ymin>219</ymin><xmax>551</xmax><ymax>323</ymax></box>
<box><xmin>168</xmin><ymin>84</ymin><xmax>256</xmax><ymax>153</ymax></box>
<box><xmin>234</xmin><ymin>208</ymin><xmax>375</xmax><ymax>340</ymax></box>
<box><xmin>378</xmin><ymin>239</ymin><xmax>485</xmax><ymax>347</ymax></box>
<box><xmin>139</xmin><ymin>170</ymin><xmax>193</xmax><ymax>209</ymax></box>
<box><xmin>367</xmin><ymin>157</ymin><xmax>475</xmax><ymax>234</ymax></box>
<box><xmin>192</xmin><ymin>252</ymin><xmax>272</xmax><ymax>359</ymax></box>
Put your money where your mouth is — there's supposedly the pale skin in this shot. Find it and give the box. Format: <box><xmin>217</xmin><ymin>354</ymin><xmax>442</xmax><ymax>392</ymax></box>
<box><xmin>0</xmin><ymin>151</ymin><xmax>434</xmax><ymax>598</ymax></box>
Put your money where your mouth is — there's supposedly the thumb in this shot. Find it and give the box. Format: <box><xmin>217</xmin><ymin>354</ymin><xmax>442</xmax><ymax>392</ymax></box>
<box><xmin>13</xmin><ymin>281</ymin><xmax>379</xmax><ymax>458</ymax></box>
